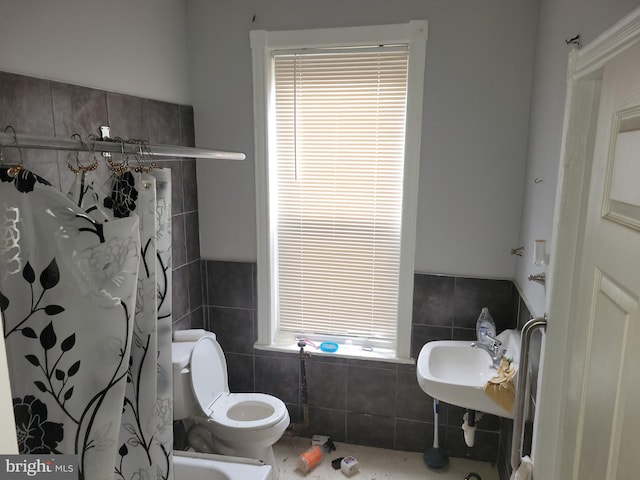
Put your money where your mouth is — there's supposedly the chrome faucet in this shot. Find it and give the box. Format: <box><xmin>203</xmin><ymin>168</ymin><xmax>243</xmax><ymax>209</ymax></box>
<box><xmin>471</xmin><ymin>334</ymin><xmax>505</xmax><ymax>369</ymax></box>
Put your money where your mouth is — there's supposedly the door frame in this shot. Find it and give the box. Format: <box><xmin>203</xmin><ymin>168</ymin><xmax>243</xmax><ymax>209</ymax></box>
<box><xmin>534</xmin><ymin>7</ymin><xmax>640</xmax><ymax>479</ymax></box>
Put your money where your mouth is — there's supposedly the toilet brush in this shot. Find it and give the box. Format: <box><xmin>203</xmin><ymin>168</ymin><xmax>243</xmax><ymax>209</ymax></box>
<box><xmin>424</xmin><ymin>398</ymin><xmax>449</xmax><ymax>469</ymax></box>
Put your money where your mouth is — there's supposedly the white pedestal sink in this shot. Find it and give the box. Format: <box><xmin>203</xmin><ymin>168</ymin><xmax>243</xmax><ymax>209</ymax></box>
<box><xmin>416</xmin><ymin>329</ymin><xmax>521</xmax><ymax>418</ymax></box>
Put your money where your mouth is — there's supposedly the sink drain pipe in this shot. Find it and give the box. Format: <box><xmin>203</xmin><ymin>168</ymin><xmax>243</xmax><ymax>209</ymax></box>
<box><xmin>462</xmin><ymin>409</ymin><xmax>477</xmax><ymax>447</ymax></box>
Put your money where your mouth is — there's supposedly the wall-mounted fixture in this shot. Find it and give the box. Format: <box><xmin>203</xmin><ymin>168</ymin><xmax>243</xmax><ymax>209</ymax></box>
<box><xmin>528</xmin><ymin>273</ymin><xmax>546</xmax><ymax>284</ymax></box>
<box><xmin>533</xmin><ymin>239</ymin><xmax>547</xmax><ymax>266</ymax></box>
<box><xmin>565</xmin><ymin>34</ymin><xmax>581</xmax><ymax>49</ymax></box>
<box><xmin>511</xmin><ymin>246</ymin><xmax>524</xmax><ymax>257</ymax></box>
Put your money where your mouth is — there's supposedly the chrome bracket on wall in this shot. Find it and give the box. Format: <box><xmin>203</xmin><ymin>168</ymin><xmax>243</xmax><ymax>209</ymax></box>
<box><xmin>528</xmin><ymin>273</ymin><xmax>546</xmax><ymax>284</ymax></box>
<box><xmin>99</xmin><ymin>126</ymin><xmax>112</xmax><ymax>159</ymax></box>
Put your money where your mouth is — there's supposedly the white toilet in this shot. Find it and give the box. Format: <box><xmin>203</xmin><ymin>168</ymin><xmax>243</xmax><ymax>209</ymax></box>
<box><xmin>172</xmin><ymin>330</ymin><xmax>290</xmax><ymax>471</ymax></box>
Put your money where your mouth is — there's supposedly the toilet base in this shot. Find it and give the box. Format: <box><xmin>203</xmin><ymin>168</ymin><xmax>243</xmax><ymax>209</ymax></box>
<box><xmin>213</xmin><ymin>441</ymin><xmax>277</xmax><ymax>471</ymax></box>
<box><xmin>185</xmin><ymin>422</ymin><xmax>281</xmax><ymax>480</ymax></box>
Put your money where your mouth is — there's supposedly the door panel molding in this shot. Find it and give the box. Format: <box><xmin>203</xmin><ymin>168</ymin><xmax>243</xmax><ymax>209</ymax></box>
<box><xmin>572</xmin><ymin>269</ymin><xmax>637</xmax><ymax>480</ymax></box>
<box><xmin>602</xmin><ymin>108</ymin><xmax>640</xmax><ymax>230</ymax></box>
<box><xmin>574</xmin><ymin>8</ymin><xmax>640</xmax><ymax>78</ymax></box>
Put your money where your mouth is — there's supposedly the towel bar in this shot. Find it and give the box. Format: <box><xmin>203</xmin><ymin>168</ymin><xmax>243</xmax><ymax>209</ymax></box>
<box><xmin>510</xmin><ymin>316</ymin><xmax>547</xmax><ymax>473</ymax></box>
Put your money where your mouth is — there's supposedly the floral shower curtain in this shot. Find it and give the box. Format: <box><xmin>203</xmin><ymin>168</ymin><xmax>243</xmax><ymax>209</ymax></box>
<box><xmin>0</xmin><ymin>163</ymin><xmax>174</xmax><ymax>480</ymax></box>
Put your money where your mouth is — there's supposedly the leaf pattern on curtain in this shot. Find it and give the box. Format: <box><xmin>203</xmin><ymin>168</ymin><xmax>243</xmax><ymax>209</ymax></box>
<box><xmin>0</xmin><ymin>167</ymin><xmax>51</xmax><ymax>193</ymax></box>
<box><xmin>0</xmin><ymin>165</ymin><xmax>173</xmax><ymax>480</ymax></box>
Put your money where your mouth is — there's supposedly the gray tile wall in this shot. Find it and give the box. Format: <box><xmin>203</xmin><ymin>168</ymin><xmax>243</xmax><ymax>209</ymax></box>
<box><xmin>203</xmin><ymin>261</ymin><xmax>527</xmax><ymax>464</ymax></box>
<box><xmin>0</xmin><ymin>70</ymin><xmax>204</xmax><ymax>331</ymax></box>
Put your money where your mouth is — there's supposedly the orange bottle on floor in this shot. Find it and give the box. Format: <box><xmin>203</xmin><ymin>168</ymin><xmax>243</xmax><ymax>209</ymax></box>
<box><xmin>297</xmin><ymin>445</ymin><xmax>323</xmax><ymax>473</ymax></box>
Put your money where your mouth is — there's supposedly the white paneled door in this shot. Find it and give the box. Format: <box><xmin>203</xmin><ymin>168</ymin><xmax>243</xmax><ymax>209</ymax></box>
<box><xmin>547</xmin><ymin>31</ymin><xmax>640</xmax><ymax>480</ymax></box>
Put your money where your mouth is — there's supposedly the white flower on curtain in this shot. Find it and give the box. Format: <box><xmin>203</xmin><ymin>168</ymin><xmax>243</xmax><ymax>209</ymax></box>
<box><xmin>0</xmin><ymin>205</ymin><xmax>22</xmax><ymax>278</ymax></box>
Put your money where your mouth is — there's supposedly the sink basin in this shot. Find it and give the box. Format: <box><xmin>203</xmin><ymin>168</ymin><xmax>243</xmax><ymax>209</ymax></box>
<box><xmin>416</xmin><ymin>329</ymin><xmax>521</xmax><ymax>418</ymax></box>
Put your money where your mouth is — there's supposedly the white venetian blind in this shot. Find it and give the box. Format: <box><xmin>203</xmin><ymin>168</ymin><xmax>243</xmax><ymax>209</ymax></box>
<box><xmin>272</xmin><ymin>46</ymin><xmax>409</xmax><ymax>342</ymax></box>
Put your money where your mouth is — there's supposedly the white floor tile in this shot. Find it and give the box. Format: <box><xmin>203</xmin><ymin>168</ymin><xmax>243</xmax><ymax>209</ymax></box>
<box><xmin>274</xmin><ymin>436</ymin><xmax>499</xmax><ymax>480</ymax></box>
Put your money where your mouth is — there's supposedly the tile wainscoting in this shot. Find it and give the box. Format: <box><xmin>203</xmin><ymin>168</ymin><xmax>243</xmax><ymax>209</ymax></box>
<box><xmin>198</xmin><ymin>260</ymin><xmax>534</xmax><ymax>467</ymax></box>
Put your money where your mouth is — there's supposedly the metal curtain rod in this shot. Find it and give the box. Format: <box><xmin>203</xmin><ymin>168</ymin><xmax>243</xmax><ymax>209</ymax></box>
<box><xmin>0</xmin><ymin>131</ymin><xmax>246</xmax><ymax>161</ymax></box>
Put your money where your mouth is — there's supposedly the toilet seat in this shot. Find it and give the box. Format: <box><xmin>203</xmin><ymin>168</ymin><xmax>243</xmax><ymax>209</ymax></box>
<box><xmin>210</xmin><ymin>393</ymin><xmax>287</xmax><ymax>430</ymax></box>
<box><xmin>190</xmin><ymin>336</ymin><xmax>229</xmax><ymax>417</ymax></box>
<box><xmin>189</xmin><ymin>335</ymin><xmax>287</xmax><ymax>431</ymax></box>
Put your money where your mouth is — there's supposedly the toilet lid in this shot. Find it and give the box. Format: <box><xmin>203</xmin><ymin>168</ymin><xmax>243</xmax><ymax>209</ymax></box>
<box><xmin>190</xmin><ymin>336</ymin><xmax>229</xmax><ymax>416</ymax></box>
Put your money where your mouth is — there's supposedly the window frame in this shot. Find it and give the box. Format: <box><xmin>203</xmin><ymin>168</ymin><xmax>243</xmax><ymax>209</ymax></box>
<box><xmin>250</xmin><ymin>21</ymin><xmax>428</xmax><ymax>361</ymax></box>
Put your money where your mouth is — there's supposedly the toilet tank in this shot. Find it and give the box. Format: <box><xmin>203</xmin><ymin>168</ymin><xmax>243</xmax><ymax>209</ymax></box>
<box><xmin>172</xmin><ymin>341</ymin><xmax>199</xmax><ymax>420</ymax></box>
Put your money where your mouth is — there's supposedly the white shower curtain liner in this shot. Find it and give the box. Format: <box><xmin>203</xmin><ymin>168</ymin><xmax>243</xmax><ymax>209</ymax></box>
<box><xmin>0</xmin><ymin>163</ymin><xmax>173</xmax><ymax>480</ymax></box>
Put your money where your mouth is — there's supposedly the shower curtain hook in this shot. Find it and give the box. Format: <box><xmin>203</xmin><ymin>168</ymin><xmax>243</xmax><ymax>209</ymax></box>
<box><xmin>86</xmin><ymin>134</ymin><xmax>100</xmax><ymax>170</ymax></box>
<box><xmin>67</xmin><ymin>133</ymin><xmax>98</xmax><ymax>174</ymax></box>
<box><xmin>106</xmin><ymin>137</ymin><xmax>131</xmax><ymax>175</ymax></box>
<box><xmin>131</xmin><ymin>139</ymin><xmax>156</xmax><ymax>173</ymax></box>
<box><xmin>4</xmin><ymin>126</ymin><xmax>24</xmax><ymax>176</ymax></box>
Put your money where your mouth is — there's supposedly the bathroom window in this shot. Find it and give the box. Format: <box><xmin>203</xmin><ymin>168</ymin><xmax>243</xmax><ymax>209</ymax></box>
<box><xmin>251</xmin><ymin>21</ymin><xmax>427</xmax><ymax>361</ymax></box>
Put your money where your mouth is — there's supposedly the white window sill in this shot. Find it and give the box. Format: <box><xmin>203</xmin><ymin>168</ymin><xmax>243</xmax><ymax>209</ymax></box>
<box><xmin>254</xmin><ymin>342</ymin><xmax>415</xmax><ymax>365</ymax></box>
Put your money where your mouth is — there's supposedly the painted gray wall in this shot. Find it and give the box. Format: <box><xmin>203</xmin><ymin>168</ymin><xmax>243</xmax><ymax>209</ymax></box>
<box><xmin>3</xmin><ymin>0</ymin><xmax>640</xmax><ymax>311</ymax></box>
<box><xmin>186</xmin><ymin>0</ymin><xmax>539</xmax><ymax>279</ymax></box>
<box><xmin>0</xmin><ymin>0</ymin><xmax>191</xmax><ymax>105</ymax></box>
<box><xmin>514</xmin><ymin>0</ymin><xmax>640</xmax><ymax>316</ymax></box>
